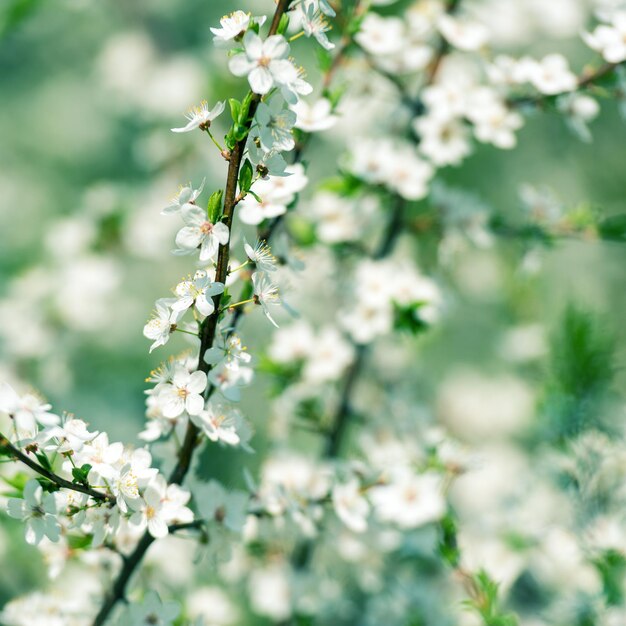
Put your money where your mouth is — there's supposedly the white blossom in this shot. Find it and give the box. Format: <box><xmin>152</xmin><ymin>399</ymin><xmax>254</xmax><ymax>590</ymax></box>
<box><xmin>252</xmin><ymin>271</ymin><xmax>281</xmax><ymax>327</ymax></box>
<box><xmin>162</xmin><ymin>179</ymin><xmax>205</xmax><ymax>215</ymax></box>
<box><xmin>191</xmin><ymin>402</ymin><xmax>241</xmax><ymax>446</ymax></box>
<box><xmin>171</xmin><ymin>100</ymin><xmax>225</xmax><ymax>133</ymax></box>
<box><xmin>583</xmin><ymin>12</ymin><xmax>626</xmax><ymax>63</ymax></box>
<box><xmin>291</xmin><ymin>98</ymin><xmax>338</xmax><ymax>132</ymax></box>
<box><xmin>143</xmin><ymin>298</ymin><xmax>176</xmax><ymax>353</ymax></box>
<box><xmin>228</xmin><ymin>31</ymin><xmax>294</xmax><ymax>95</ymax></box>
<box><xmin>244</xmin><ymin>239</ymin><xmax>278</xmax><ymax>272</ymax></box>
<box><xmin>7</xmin><ymin>480</ymin><xmax>60</xmax><ymax>545</ymax></box>
<box><xmin>170</xmin><ymin>270</ymin><xmax>225</xmax><ymax>319</ymax></box>
<box><xmin>370</xmin><ymin>471</ymin><xmax>445</xmax><ymax>529</ymax></box>
<box><xmin>173</xmin><ymin>205</ymin><xmax>230</xmax><ymax>261</ymax></box>
<box><xmin>157</xmin><ymin>367</ymin><xmax>207</xmax><ymax>418</ymax></box>
<box><xmin>211</xmin><ymin>11</ymin><xmax>253</xmax><ymax>44</ymax></box>
<box><xmin>332</xmin><ymin>480</ymin><xmax>369</xmax><ymax>533</ymax></box>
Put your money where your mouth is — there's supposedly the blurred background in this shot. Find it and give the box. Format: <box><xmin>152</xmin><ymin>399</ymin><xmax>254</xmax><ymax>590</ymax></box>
<box><xmin>0</xmin><ymin>0</ymin><xmax>625</xmax><ymax>619</ymax></box>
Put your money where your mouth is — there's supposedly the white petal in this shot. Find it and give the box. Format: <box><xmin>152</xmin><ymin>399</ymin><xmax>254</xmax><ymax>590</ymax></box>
<box><xmin>228</xmin><ymin>54</ymin><xmax>256</xmax><ymax>77</ymax></box>
<box><xmin>187</xmin><ymin>371</ymin><xmax>208</xmax><ymax>394</ymax></box>
<box><xmin>175</xmin><ymin>227</ymin><xmax>203</xmax><ymax>250</ymax></box>
<box><xmin>248</xmin><ymin>67</ymin><xmax>274</xmax><ymax>95</ymax></box>
<box><xmin>195</xmin><ymin>294</ymin><xmax>215</xmax><ymax>317</ymax></box>
<box><xmin>212</xmin><ymin>222</ymin><xmax>230</xmax><ymax>245</ymax></box>
<box><xmin>185</xmin><ymin>393</ymin><xmax>205</xmax><ymax>416</ymax></box>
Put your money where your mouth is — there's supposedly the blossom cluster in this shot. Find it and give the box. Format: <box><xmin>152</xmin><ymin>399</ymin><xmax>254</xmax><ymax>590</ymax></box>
<box><xmin>1</xmin><ymin>1</ymin><xmax>626</xmax><ymax>626</ymax></box>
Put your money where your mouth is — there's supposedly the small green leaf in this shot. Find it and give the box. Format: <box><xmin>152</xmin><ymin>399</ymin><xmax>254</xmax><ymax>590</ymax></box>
<box><xmin>598</xmin><ymin>213</ymin><xmax>626</xmax><ymax>242</ymax></box>
<box><xmin>233</xmin><ymin>123</ymin><xmax>249</xmax><ymax>142</ymax></box>
<box><xmin>224</xmin><ymin>130</ymin><xmax>236</xmax><ymax>150</ymax></box>
<box><xmin>71</xmin><ymin>464</ymin><xmax>92</xmax><ymax>485</ymax></box>
<box><xmin>239</xmin><ymin>92</ymin><xmax>253</xmax><ymax>125</ymax></box>
<box><xmin>276</xmin><ymin>13</ymin><xmax>290</xmax><ymax>36</ymax></box>
<box><xmin>35</xmin><ymin>451</ymin><xmax>53</xmax><ymax>472</ymax></box>
<box><xmin>207</xmin><ymin>190</ymin><xmax>224</xmax><ymax>223</ymax></box>
<box><xmin>228</xmin><ymin>98</ymin><xmax>241</xmax><ymax>124</ymax></box>
<box><xmin>238</xmin><ymin>159</ymin><xmax>254</xmax><ymax>193</ymax></box>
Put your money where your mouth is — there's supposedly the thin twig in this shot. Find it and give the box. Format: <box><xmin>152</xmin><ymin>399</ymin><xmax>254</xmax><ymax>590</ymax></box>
<box><xmin>0</xmin><ymin>434</ymin><xmax>114</xmax><ymax>503</ymax></box>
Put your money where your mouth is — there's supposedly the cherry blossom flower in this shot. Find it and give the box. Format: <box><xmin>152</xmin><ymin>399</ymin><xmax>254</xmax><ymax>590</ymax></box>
<box><xmin>254</xmin><ymin>96</ymin><xmax>296</xmax><ymax>153</ymax></box>
<box><xmin>130</xmin><ymin>475</ymin><xmax>192</xmax><ymax>538</ymax></box>
<box><xmin>123</xmin><ymin>591</ymin><xmax>180</xmax><ymax>626</ymax></box>
<box><xmin>437</xmin><ymin>14</ymin><xmax>489</xmax><ymax>51</ymax></box>
<box><xmin>355</xmin><ymin>13</ymin><xmax>405</xmax><ymax>56</ymax></box>
<box><xmin>191</xmin><ymin>402</ymin><xmax>241</xmax><ymax>446</ymax></box>
<box><xmin>7</xmin><ymin>479</ymin><xmax>61</xmax><ymax>545</ymax></box>
<box><xmin>252</xmin><ymin>271</ymin><xmax>281</xmax><ymax>327</ymax></box>
<box><xmin>204</xmin><ymin>333</ymin><xmax>252</xmax><ymax>371</ymax></box>
<box><xmin>291</xmin><ymin>98</ymin><xmax>338</xmax><ymax>132</ymax></box>
<box><xmin>0</xmin><ymin>382</ymin><xmax>59</xmax><ymax>440</ymax></box>
<box><xmin>162</xmin><ymin>179</ymin><xmax>205</xmax><ymax>215</ymax></box>
<box><xmin>583</xmin><ymin>12</ymin><xmax>626</xmax><ymax>63</ymax></box>
<box><xmin>299</xmin><ymin>1</ymin><xmax>335</xmax><ymax>50</ymax></box>
<box><xmin>527</xmin><ymin>54</ymin><xmax>577</xmax><ymax>95</ymax></box>
<box><xmin>228</xmin><ymin>31</ymin><xmax>294</xmax><ymax>95</ymax></box>
<box><xmin>244</xmin><ymin>239</ymin><xmax>278</xmax><ymax>273</ymax></box>
<box><xmin>332</xmin><ymin>480</ymin><xmax>369</xmax><ymax>533</ymax></box>
<box><xmin>47</xmin><ymin>418</ymin><xmax>99</xmax><ymax>453</ymax></box>
<box><xmin>171</xmin><ymin>100</ymin><xmax>225</xmax><ymax>133</ymax></box>
<box><xmin>75</xmin><ymin>432</ymin><xmax>123</xmax><ymax>481</ymax></box>
<box><xmin>170</xmin><ymin>270</ymin><xmax>225</xmax><ymax>319</ymax></box>
<box><xmin>370</xmin><ymin>471</ymin><xmax>445</xmax><ymax>529</ymax></box>
<box><xmin>173</xmin><ymin>205</ymin><xmax>230</xmax><ymax>261</ymax></box>
<box><xmin>143</xmin><ymin>298</ymin><xmax>176</xmax><ymax>352</ymax></box>
<box><xmin>210</xmin><ymin>11</ymin><xmax>252</xmax><ymax>44</ymax></box>
<box><xmin>158</xmin><ymin>367</ymin><xmax>207</xmax><ymax>418</ymax></box>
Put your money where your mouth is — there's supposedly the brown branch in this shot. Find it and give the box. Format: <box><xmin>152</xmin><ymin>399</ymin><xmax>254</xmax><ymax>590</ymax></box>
<box><xmin>0</xmin><ymin>434</ymin><xmax>114</xmax><ymax>504</ymax></box>
<box><xmin>90</xmin><ymin>4</ymin><xmax>294</xmax><ymax>625</ymax></box>
<box><xmin>509</xmin><ymin>62</ymin><xmax>620</xmax><ymax>109</ymax></box>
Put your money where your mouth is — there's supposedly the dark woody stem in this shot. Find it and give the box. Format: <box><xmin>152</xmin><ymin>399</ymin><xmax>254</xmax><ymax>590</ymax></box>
<box><xmin>91</xmin><ymin>3</ymin><xmax>294</xmax><ymax>625</ymax></box>
<box><xmin>0</xmin><ymin>433</ymin><xmax>114</xmax><ymax>503</ymax></box>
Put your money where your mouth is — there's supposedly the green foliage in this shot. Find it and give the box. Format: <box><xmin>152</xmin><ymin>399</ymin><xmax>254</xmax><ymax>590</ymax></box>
<box><xmin>318</xmin><ymin>173</ymin><xmax>365</xmax><ymax>197</ymax></box>
<box><xmin>465</xmin><ymin>570</ymin><xmax>518</xmax><ymax>626</ymax></box>
<box><xmin>598</xmin><ymin>213</ymin><xmax>626</xmax><ymax>242</ymax></box>
<box><xmin>207</xmin><ymin>189</ymin><xmax>224</xmax><ymax>223</ymax></box>
<box><xmin>393</xmin><ymin>302</ymin><xmax>429</xmax><ymax>336</ymax></box>
<box><xmin>538</xmin><ymin>306</ymin><xmax>616</xmax><ymax>443</ymax></box>
<box><xmin>238</xmin><ymin>159</ymin><xmax>254</xmax><ymax>194</ymax></box>
<box><xmin>437</xmin><ymin>512</ymin><xmax>460</xmax><ymax>568</ymax></box>
<box><xmin>276</xmin><ymin>13</ymin><xmax>290</xmax><ymax>36</ymax></box>
<box><xmin>0</xmin><ymin>0</ymin><xmax>41</xmax><ymax>37</ymax></box>
<box><xmin>594</xmin><ymin>549</ymin><xmax>626</xmax><ymax>606</ymax></box>
<box><xmin>71</xmin><ymin>463</ymin><xmax>92</xmax><ymax>486</ymax></box>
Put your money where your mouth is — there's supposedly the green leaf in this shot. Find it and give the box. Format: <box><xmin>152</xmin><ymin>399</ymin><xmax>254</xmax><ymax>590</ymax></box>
<box><xmin>228</xmin><ymin>98</ymin><xmax>241</xmax><ymax>124</ymax></box>
<box><xmin>438</xmin><ymin>512</ymin><xmax>460</xmax><ymax>567</ymax></box>
<box><xmin>239</xmin><ymin>92</ymin><xmax>253</xmax><ymax>125</ymax></box>
<box><xmin>67</xmin><ymin>533</ymin><xmax>93</xmax><ymax>550</ymax></box>
<box><xmin>238</xmin><ymin>159</ymin><xmax>253</xmax><ymax>193</ymax></box>
<box><xmin>598</xmin><ymin>214</ymin><xmax>626</xmax><ymax>242</ymax></box>
<box><xmin>35</xmin><ymin>451</ymin><xmax>53</xmax><ymax>472</ymax></box>
<box><xmin>71</xmin><ymin>464</ymin><xmax>92</xmax><ymax>485</ymax></box>
<box><xmin>276</xmin><ymin>13</ymin><xmax>290</xmax><ymax>36</ymax></box>
<box><xmin>207</xmin><ymin>190</ymin><xmax>224</xmax><ymax>223</ymax></box>
<box><xmin>594</xmin><ymin>549</ymin><xmax>626</xmax><ymax>606</ymax></box>
<box><xmin>233</xmin><ymin>122</ymin><xmax>249</xmax><ymax>142</ymax></box>
<box><xmin>224</xmin><ymin>130</ymin><xmax>236</xmax><ymax>150</ymax></box>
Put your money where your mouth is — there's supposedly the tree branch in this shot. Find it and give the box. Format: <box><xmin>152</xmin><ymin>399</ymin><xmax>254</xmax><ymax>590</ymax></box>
<box><xmin>0</xmin><ymin>434</ymin><xmax>114</xmax><ymax>504</ymax></box>
<box><xmin>90</xmin><ymin>4</ymin><xmax>294</xmax><ymax>625</ymax></box>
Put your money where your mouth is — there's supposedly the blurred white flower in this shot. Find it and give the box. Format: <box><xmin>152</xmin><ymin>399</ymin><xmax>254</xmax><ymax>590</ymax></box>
<box><xmin>7</xmin><ymin>480</ymin><xmax>61</xmax><ymax>545</ymax></box>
